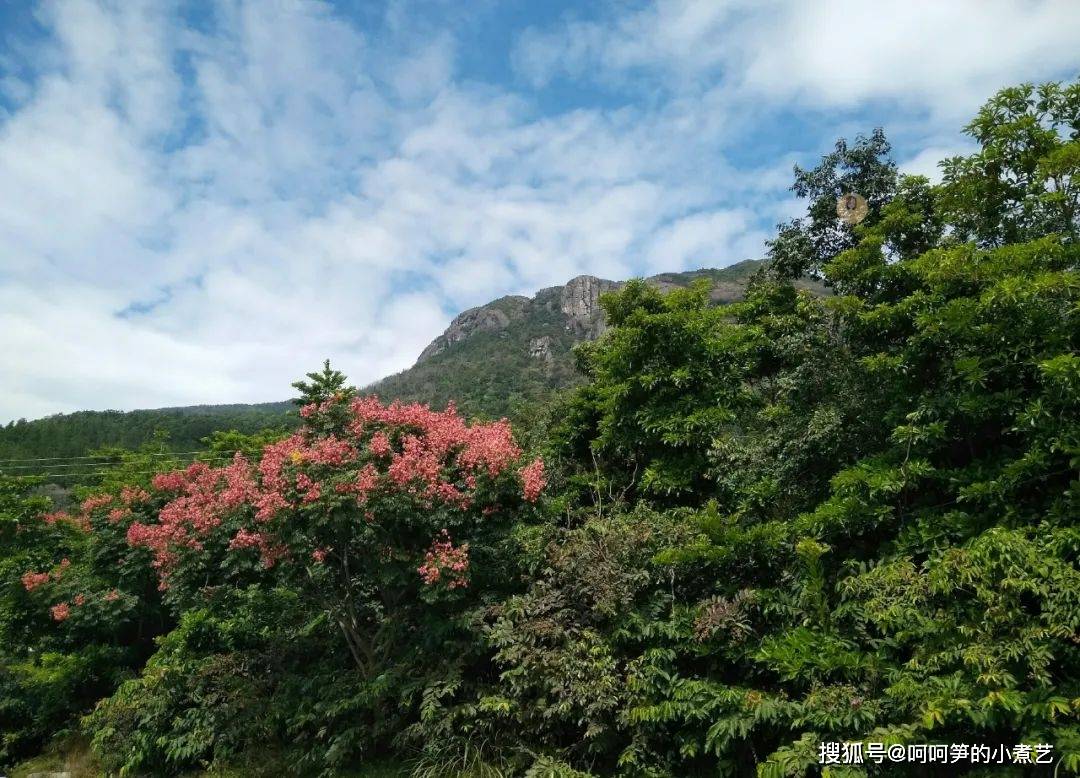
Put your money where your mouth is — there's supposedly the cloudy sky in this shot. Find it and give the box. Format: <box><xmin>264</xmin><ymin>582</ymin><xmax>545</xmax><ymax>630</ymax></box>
<box><xmin>1</xmin><ymin>0</ymin><xmax>1078</xmax><ymax>421</ymax></box>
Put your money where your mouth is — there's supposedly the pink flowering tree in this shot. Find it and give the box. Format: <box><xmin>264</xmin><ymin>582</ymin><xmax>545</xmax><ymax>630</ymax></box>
<box><xmin>2</xmin><ymin>472</ymin><xmax>173</xmax><ymax>764</ymax></box>
<box><xmin>114</xmin><ymin>386</ymin><xmax>545</xmax><ymax>675</ymax></box>
<box><xmin>9</xmin><ymin>367</ymin><xmax>545</xmax><ymax>767</ymax></box>
<box><xmin>12</xmin><ymin>485</ymin><xmax>165</xmax><ymax>643</ymax></box>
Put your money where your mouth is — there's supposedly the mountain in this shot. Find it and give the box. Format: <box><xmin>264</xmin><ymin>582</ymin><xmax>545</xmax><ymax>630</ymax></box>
<box><xmin>366</xmin><ymin>259</ymin><xmax>823</xmax><ymax>417</ymax></box>
<box><xmin>0</xmin><ymin>260</ymin><xmax>816</xmax><ymax>465</ymax></box>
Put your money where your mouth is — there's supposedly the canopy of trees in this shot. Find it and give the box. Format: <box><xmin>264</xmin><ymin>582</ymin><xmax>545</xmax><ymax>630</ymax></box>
<box><xmin>1</xmin><ymin>79</ymin><xmax>1078</xmax><ymax>777</ymax></box>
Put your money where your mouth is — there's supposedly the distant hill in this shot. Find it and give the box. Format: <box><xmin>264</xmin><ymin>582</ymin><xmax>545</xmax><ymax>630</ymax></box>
<box><xmin>0</xmin><ymin>260</ymin><xmax>818</xmax><ymax>465</ymax></box>
<box><xmin>368</xmin><ymin>259</ymin><xmax>821</xmax><ymax>417</ymax></box>
<box><xmin>0</xmin><ymin>404</ymin><xmax>298</xmax><ymax>465</ymax></box>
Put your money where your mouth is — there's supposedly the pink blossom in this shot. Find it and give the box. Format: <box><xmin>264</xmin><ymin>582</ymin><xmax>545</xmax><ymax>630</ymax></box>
<box><xmin>418</xmin><ymin>530</ymin><xmax>470</xmax><ymax>589</ymax></box>
<box><xmin>74</xmin><ymin>593</ymin><xmax>86</xmax><ymax>606</ymax></box>
<box><xmin>120</xmin><ymin>486</ymin><xmax>151</xmax><ymax>505</ymax></box>
<box><xmin>40</xmin><ymin>511</ymin><xmax>70</xmax><ymax>525</ymax></box>
<box><xmin>460</xmin><ymin>419</ymin><xmax>521</xmax><ymax>477</ymax></box>
<box><xmin>295</xmin><ymin>473</ymin><xmax>323</xmax><ymax>503</ymax></box>
<box><xmin>123</xmin><ymin>396</ymin><xmax>533</xmax><ymax>590</ymax></box>
<box><xmin>50</xmin><ymin>602</ymin><xmax>70</xmax><ymax>621</ymax></box>
<box><xmin>81</xmin><ymin>494</ymin><xmax>113</xmax><ymax>513</ymax></box>
<box><xmin>318</xmin><ymin>397</ymin><xmax>337</xmax><ymax>413</ymax></box>
<box><xmin>369</xmin><ymin>431</ymin><xmax>391</xmax><ymax>456</ymax></box>
<box><xmin>520</xmin><ymin>457</ymin><xmax>546</xmax><ymax>502</ymax></box>
<box><xmin>350</xmin><ymin>398</ymin><xmax>520</xmax><ymax>479</ymax></box>
<box><xmin>219</xmin><ymin>455</ymin><xmax>257</xmax><ymax>508</ymax></box>
<box><xmin>228</xmin><ymin>527</ymin><xmax>264</xmax><ymax>551</ymax></box>
<box><xmin>305</xmin><ymin>436</ymin><xmax>356</xmax><ymax>466</ymax></box>
<box><xmin>104</xmin><ymin>589</ymin><xmax>121</xmax><ymax>602</ymax></box>
<box><xmin>312</xmin><ymin>547</ymin><xmax>329</xmax><ymax>564</ymax></box>
<box><xmin>108</xmin><ymin>507</ymin><xmax>132</xmax><ymax>523</ymax></box>
<box><xmin>21</xmin><ymin>571</ymin><xmax>49</xmax><ymax>591</ymax></box>
<box><xmin>152</xmin><ymin>471</ymin><xmax>187</xmax><ymax>492</ymax></box>
<box><xmin>228</xmin><ymin>528</ymin><xmax>288</xmax><ymax>568</ymax></box>
<box><xmin>130</xmin><ymin>457</ymin><xmax>259</xmax><ymax>576</ymax></box>
<box><xmin>299</xmin><ymin>403</ymin><xmax>317</xmax><ymax>418</ymax></box>
<box><xmin>338</xmin><ymin>463</ymin><xmax>380</xmax><ymax>505</ymax></box>
<box><xmin>254</xmin><ymin>491</ymin><xmax>289</xmax><ymax>522</ymax></box>
<box><xmin>255</xmin><ymin>434</ymin><xmax>306</xmax><ymax>519</ymax></box>
<box><xmin>357</xmin><ymin>462</ymin><xmax>379</xmax><ymax>491</ymax></box>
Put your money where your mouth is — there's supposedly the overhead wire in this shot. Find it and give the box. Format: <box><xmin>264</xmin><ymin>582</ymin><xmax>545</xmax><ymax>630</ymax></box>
<box><xmin>0</xmin><ymin>450</ymin><xmax>234</xmax><ymax>464</ymax></box>
<box><xmin>0</xmin><ymin>458</ymin><xmax>232</xmax><ymax>471</ymax></box>
<box><xmin>0</xmin><ymin>452</ymin><xmax>241</xmax><ymax>480</ymax></box>
<box><xmin>2</xmin><ymin>468</ymin><xmax>232</xmax><ymax>480</ymax></box>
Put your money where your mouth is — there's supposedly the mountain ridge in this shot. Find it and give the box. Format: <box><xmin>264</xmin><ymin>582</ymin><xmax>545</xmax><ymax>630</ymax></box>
<box><xmin>0</xmin><ymin>260</ymin><xmax>813</xmax><ymax>463</ymax></box>
<box><xmin>365</xmin><ymin>259</ymin><xmax>804</xmax><ymax>417</ymax></box>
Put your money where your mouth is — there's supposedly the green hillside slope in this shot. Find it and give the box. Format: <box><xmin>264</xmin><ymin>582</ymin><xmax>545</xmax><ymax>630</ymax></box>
<box><xmin>369</xmin><ymin>260</ymin><xmax>822</xmax><ymax>418</ymax></box>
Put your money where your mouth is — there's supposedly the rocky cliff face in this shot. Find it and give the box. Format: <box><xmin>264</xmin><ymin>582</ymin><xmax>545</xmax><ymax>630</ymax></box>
<box><xmin>528</xmin><ymin>335</ymin><xmax>553</xmax><ymax>362</ymax></box>
<box><xmin>417</xmin><ymin>296</ymin><xmax>529</xmax><ymax>362</ymax></box>
<box><xmin>559</xmin><ymin>275</ymin><xmax>619</xmax><ymax>338</ymax></box>
<box><xmin>411</xmin><ymin>262</ymin><xmax>799</xmax><ymax>367</ymax></box>
<box><xmin>415</xmin><ymin>277</ymin><xmax>618</xmax><ymax>365</ymax></box>
<box><xmin>366</xmin><ymin>259</ymin><xmax>826</xmax><ymax>419</ymax></box>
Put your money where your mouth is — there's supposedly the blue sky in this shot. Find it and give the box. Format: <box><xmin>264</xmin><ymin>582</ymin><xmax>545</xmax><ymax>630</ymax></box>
<box><xmin>2</xmin><ymin>0</ymin><xmax>1078</xmax><ymax>421</ymax></box>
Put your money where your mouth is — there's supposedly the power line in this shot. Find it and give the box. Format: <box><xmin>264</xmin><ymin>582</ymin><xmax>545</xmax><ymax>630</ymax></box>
<box><xmin>3</xmin><ymin>468</ymin><xmax>232</xmax><ymax>479</ymax></box>
<box><xmin>0</xmin><ymin>450</ymin><xmax>235</xmax><ymax>464</ymax></box>
<box><xmin>0</xmin><ymin>455</ymin><xmax>240</xmax><ymax>480</ymax></box>
<box><xmin>0</xmin><ymin>456</ymin><xmax>232</xmax><ymax>471</ymax></box>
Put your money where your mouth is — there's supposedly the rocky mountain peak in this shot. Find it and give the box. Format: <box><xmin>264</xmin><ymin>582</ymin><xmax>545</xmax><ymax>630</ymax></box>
<box><xmin>414</xmin><ymin>276</ymin><xmax>621</xmax><ymax>365</ymax></box>
<box><xmin>417</xmin><ymin>296</ymin><xmax>529</xmax><ymax>363</ymax></box>
<box><xmin>559</xmin><ymin>275</ymin><xmax>619</xmax><ymax>338</ymax></box>
<box><xmin>410</xmin><ymin>262</ymin><xmax>790</xmax><ymax>369</ymax></box>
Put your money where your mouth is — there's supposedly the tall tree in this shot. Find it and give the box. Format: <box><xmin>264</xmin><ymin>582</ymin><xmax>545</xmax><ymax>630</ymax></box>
<box><xmin>767</xmin><ymin>128</ymin><xmax>898</xmax><ymax>279</ymax></box>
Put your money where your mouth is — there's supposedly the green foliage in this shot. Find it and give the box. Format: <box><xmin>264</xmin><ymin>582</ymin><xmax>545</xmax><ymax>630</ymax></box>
<box><xmin>766</xmin><ymin>128</ymin><xmax>898</xmax><ymax>279</ymax></box>
<box><xmin>4</xmin><ymin>78</ymin><xmax>1080</xmax><ymax>777</ymax></box>
<box><xmin>940</xmin><ymin>80</ymin><xmax>1080</xmax><ymax>246</ymax></box>
<box><xmin>486</xmin><ymin>510</ymin><xmax>678</xmax><ymax>761</ymax></box>
<box><xmin>84</xmin><ymin>586</ymin><xmax>331</xmax><ymax>776</ymax></box>
<box><xmin>0</xmin><ymin>405</ymin><xmax>298</xmax><ymax>473</ymax></box>
<box><xmin>292</xmin><ymin>359</ymin><xmax>357</xmax><ymax>408</ymax></box>
<box><xmin>521</xmin><ymin>77</ymin><xmax>1080</xmax><ymax>775</ymax></box>
<box><xmin>0</xmin><ymin>476</ymin><xmax>163</xmax><ymax>768</ymax></box>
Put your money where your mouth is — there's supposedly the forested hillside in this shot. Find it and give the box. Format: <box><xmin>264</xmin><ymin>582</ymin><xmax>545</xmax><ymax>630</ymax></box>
<box><xmin>2</xmin><ymin>79</ymin><xmax>1078</xmax><ymax>778</ymax></box>
<box><xmin>369</xmin><ymin>261</ymin><xmax>823</xmax><ymax>418</ymax></box>
<box><xmin>0</xmin><ymin>404</ymin><xmax>296</xmax><ymax>465</ymax></box>
<box><xmin>0</xmin><ymin>263</ymin><xmax>799</xmax><ymax>465</ymax></box>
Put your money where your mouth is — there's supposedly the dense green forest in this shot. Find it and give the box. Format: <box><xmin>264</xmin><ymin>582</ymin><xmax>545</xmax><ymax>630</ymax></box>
<box><xmin>1</xmin><ymin>79</ymin><xmax>1078</xmax><ymax>777</ymax></box>
<box><xmin>0</xmin><ymin>405</ymin><xmax>297</xmax><ymax>468</ymax></box>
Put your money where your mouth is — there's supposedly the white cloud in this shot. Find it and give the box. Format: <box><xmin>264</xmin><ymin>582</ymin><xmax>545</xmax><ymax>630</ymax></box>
<box><xmin>644</xmin><ymin>209</ymin><xmax>769</xmax><ymax>275</ymax></box>
<box><xmin>514</xmin><ymin>0</ymin><xmax>1080</xmax><ymax>120</ymax></box>
<box><xmin>1</xmin><ymin>0</ymin><xmax>771</xmax><ymax>420</ymax></box>
<box><xmin>899</xmin><ymin>144</ymin><xmax>976</xmax><ymax>184</ymax></box>
<box><xmin>1</xmin><ymin>0</ymin><xmax>1076</xmax><ymax>421</ymax></box>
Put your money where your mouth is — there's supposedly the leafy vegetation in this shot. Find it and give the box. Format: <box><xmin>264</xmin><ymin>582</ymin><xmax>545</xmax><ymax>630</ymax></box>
<box><xmin>2</xmin><ymin>79</ymin><xmax>1078</xmax><ymax>776</ymax></box>
<box><xmin>0</xmin><ymin>404</ymin><xmax>298</xmax><ymax>474</ymax></box>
